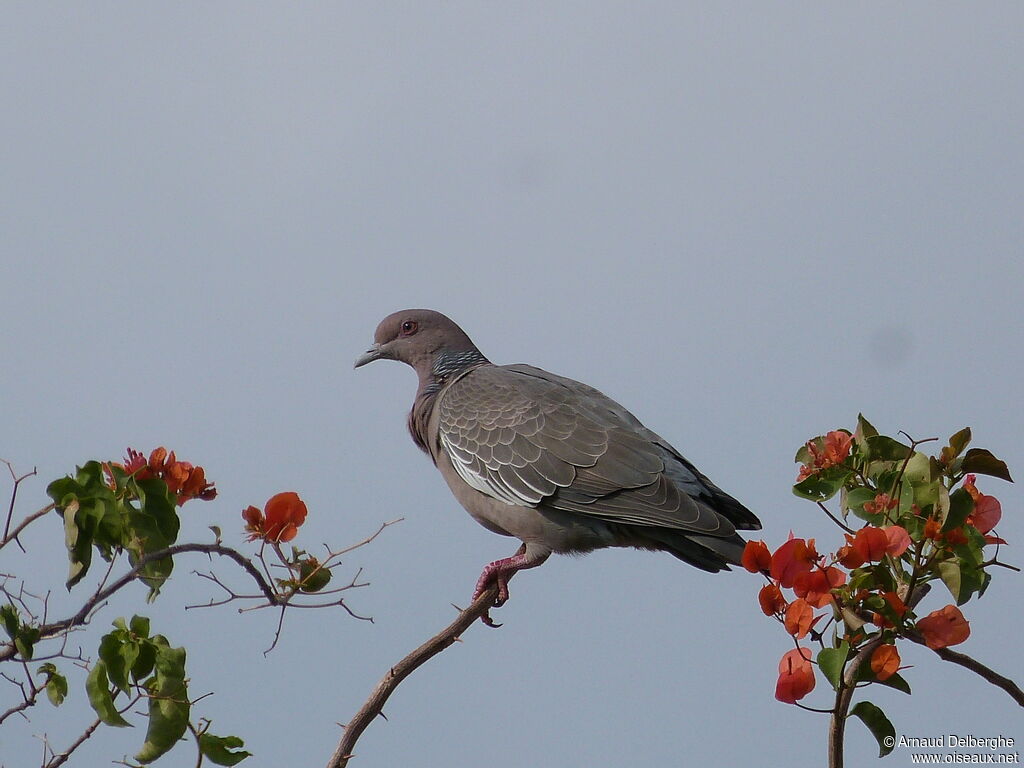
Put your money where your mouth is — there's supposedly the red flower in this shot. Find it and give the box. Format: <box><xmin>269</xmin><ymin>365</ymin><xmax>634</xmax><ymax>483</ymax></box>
<box><xmin>962</xmin><ymin>476</ymin><xmax>1003</xmax><ymax>536</ymax></box>
<box><xmin>917</xmin><ymin>605</ymin><xmax>970</xmax><ymax>649</ymax></box>
<box><xmin>742</xmin><ymin>540</ymin><xmax>772</xmax><ymax>574</ymax></box>
<box><xmin>775</xmin><ymin>647</ymin><xmax>816</xmax><ymax>704</ymax></box>
<box><xmin>852</xmin><ymin>526</ymin><xmax>890</xmax><ymax>563</ymax></box>
<box><xmin>758</xmin><ymin>583</ymin><xmax>788</xmax><ymax>616</ymax></box>
<box><xmin>870</xmin><ymin>644</ymin><xmax>901</xmax><ymax>681</ymax></box>
<box><xmin>770</xmin><ymin>537</ymin><xmax>819</xmax><ymax>588</ymax></box>
<box><xmin>923</xmin><ymin>518</ymin><xmax>942</xmax><ymax>541</ymax></box>
<box><xmin>883</xmin><ymin>526</ymin><xmax>911</xmax><ymax>557</ymax></box>
<box><xmin>243</xmin><ymin>492</ymin><xmax>308</xmax><ymax>543</ymax></box>
<box><xmin>793</xmin><ymin>566</ymin><xmax>846</xmax><ymax>608</ymax></box>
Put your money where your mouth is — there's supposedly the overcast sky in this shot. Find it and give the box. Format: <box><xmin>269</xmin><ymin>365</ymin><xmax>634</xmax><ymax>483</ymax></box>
<box><xmin>2</xmin><ymin>4</ymin><xmax>1022</xmax><ymax>767</ymax></box>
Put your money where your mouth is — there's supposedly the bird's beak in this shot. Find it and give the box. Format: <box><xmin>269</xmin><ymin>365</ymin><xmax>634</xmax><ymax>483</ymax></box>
<box><xmin>354</xmin><ymin>343</ymin><xmax>384</xmax><ymax>369</ymax></box>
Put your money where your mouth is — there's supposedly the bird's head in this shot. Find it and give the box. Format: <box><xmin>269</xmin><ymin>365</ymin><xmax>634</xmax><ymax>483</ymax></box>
<box><xmin>354</xmin><ymin>309</ymin><xmax>486</xmax><ymax>379</ymax></box>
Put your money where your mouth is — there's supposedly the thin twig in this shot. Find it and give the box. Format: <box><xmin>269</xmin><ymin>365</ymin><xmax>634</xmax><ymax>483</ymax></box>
<box><xmin>325</xmin><ymin>584</ymin><xmax>501</xmax><ymax>768</ymax></box>
<box><xmin>0</xmin><ymin>504</ymin><xmax>55</xmax><ymax>553</ymax></box>
<box><xmin>2</xmin><ymin>461</ymin><xmax>38</xmax><ymax>550</ymax></box>
<box><xmin>817</xmin><ymin>501</ymin><xmax>855</xmax><ymax>534</ymax></box>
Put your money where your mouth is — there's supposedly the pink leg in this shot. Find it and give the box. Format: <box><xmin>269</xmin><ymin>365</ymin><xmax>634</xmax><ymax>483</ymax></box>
<box><xmin>473</xmin><ymin>544</ymin><xmax>549</xmax><ymax>606</ymax></box>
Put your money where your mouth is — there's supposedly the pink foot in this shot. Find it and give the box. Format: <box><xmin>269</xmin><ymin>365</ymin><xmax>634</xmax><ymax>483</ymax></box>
<box><xmin>472</xmin><ymin>544</ymin><xmax>549</xmax><ymax>607</ymax></box>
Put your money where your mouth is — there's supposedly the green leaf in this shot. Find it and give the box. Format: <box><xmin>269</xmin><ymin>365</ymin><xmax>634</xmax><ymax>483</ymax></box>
<box><xmin>15</xmin><ymin>626</ymin><xmax>40</xmax><ymax>660</ymax></box>
<box><xmin>134</xmin><ymin>643</ymin><xmax>189</xmax><ymax>764</ymax></box>
<box><xmin>199</xmin><ymin>734</ymin><xmax>253</xmax><ymax>766</ymax></box>
<box><xmin>876</xmin><ymin>672</ymin><xmax>912</xmax><ymax>695</ymax></box>
<box><xmin>851</xmin><ymin>660</ymin><xmax>912</xmax><ymax>694</ymax></box>
<box><xmin>817</xmin><ymin>643</ymin><xmax>849</xmax><ymax>691</ymax></box>
<box><xmin>298</xmin><ymin>559</ymin><xmax>332</xmax><ymax>593</ymax></box>
<box><xmin>962</xmin><ymin>448</ymin><xmax>1013</xmax><ymax>483</ymax></box>
<box><xmin>866</xmin><ymin>435</ymin><xmax>913</xmax><ymax>461</ymax></box>
<box><xmin>850</xmin><ymin>700</ymin><xmax>896</xmax><ymax>757</ymax></box>
<box><xmin>130</xmin><ymin>615</ymin><xmax>151</xmax><ymax>639</ymax></box>
<box><xmin>99</xmin><ymin>632</ymin><xmax>130</xmax><ymax>692</ymax></box>
<box><xmin>947</xmin><ymin>427</ymin><xmax>972</xmax><ymax>459</ymax></box>
<box><xmin>943</xmin><ymin>488</ymin><xmax>973</xmax><ymax>532</ymax></box>
<box><xmin>1</xmin><ymin>604</ymin><xmax>19</xmax><ymax>639</ymax></box>
<box><xmin>63</xmin><ymin>501</ymin><xmax>93</xmax><ymax>590</ymax></box>
<box><xmin>856</xmin><ymin>414</ymin><xmax>879</xmax><ymax>441</ymax></box>
<box><xmin>132</xmin><ymin>641</ymin><xmax>157</xmax><ymax>682</ymax></box>
<box><xmin>842</xmin><ymin>487</ymin><xmax>877</xmax><ymax>520</ymax></box>
<box><xmin>901</xmin><ymin>451</ymin><xmax>935</xmax><ymax>484</ymax></box>
<box><xmin>86</xmin><ymin>661</ymin><xmax>131</xmax><ymax>727</ymax></box>
<box><xmin>38</xmin><ymin>663</ymin><xmax>69</xmax><ymax>706</ymax></box>
<box><xmin>938</xmin><ymin>559</ymin><xmax>961</xmax><ymax>603</ymax></box>
<box><xmin>793</xmin><ymin>465</ymin><xmax>852</xmax><ymax>502</ymax></box>
<box><xmin>794</xmin><ymin>443</ymin><xmax>812</xmax><ymax>465</ymax></box>
<box><xmin>943</xmin><ymin>546</ymin><xmax>988</xmax><ymax>605</ymax></box>
<box><xmin>136</xmin><ymin>478</ymin><xmax>181</xmax><ymax>543</ymax></box>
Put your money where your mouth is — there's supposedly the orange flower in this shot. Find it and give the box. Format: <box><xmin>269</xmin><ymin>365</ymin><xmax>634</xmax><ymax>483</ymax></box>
<box><xmin>836</xmin><ymin>536</ymin><xmax>865</xmax><ymax>569</ymax></box>
<box><xmin>742</xmin><ymin>540</ymin><xmax>772</xmax><ymax>573</ymax></box>
<box><xmin>758</xmin><ymin>583</ymin><xmax>788</xmax><ymax>616</ymax></box>
<box><xmin>917</xmin><ymin>605</ymin><xmax>970</xmax><ymax>649</ymax></box>
<box><xmin>870</xmin><ymin>644</ymin><xmax>901</xmax><ymax>681</ymax></box>
<box><xmin>243</xmin><ymin>492</ymin><xmax>308</xmax><ymax>543</ymax></box>
<box><xmin>784</xmin><ymin>598</ymin><xmax>815</xmax><ymax>638</ymax></box>
<box><xmin>943</xmin><ymin>528</ymin><xmax>968</xmax><ymax>547</ymax></box>
<box><xmin>871</xmin><ymin>591</ymin><xmax>908</xmax><ymax>628</ymax></box>
<box><xmin>796</xmin><ymin>430</ymin><xmax>854</xmax><ymax>481</ymax></box>
<box><xmin>923</xmin><ymin>518</ymin><xmax>942</xmax><ymax>541</ymax></box>
<box><xmin>852</xmin><ymin>526</ymin><xmax>890</xmax><ymax>563</ymax></box>
<box><xmin>863</xmin><ymin>493</ymin><xmax>898</xmax><ymax>517</ymax></box>
<box><xmin>793</xmin><ymin>566</ymin><xmax>846</xmax><ymax>608</ymax></box>
<box><xmin>770</xmin><ymin>537</ymin><xmax>819</xmax><ymax>588</ymax></box>
<box><xmin>821</xmin><ymin>430</ymin><xmax>854</xmax><ymax>465</ymax></box>
<box><xmin>775</xmin><ymin>647</ymin><xmax>816</xmax><ymax>704</ymax></box>
<box><xmin>118</xmin><ymin>447</ymin><xmax>216</xmax><ymax>505</ymax></box>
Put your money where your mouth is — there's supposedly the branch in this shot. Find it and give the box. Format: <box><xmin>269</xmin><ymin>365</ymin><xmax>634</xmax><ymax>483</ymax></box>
<box><xmin>829</xmin><ymin>636</ymin><xmax>884</xmax><ymax>768</ymax></box>
<box><xmin>325</xmin><ymin>584</ymin><xmax>501</xmax><ymax>768</ymax></box>
<box><xmin>905</xmin><ymin>633</ymin><xmax>1024</xmax><ymax>707</ymax></box>
<box><xmin>0</xmin><ymin>542</ymin><xmax>277</xmax><ymax>663</ymax></box>
<box><xmin>42</xmin><ymin>716</ymin><xmax>103</xmax><ymax>768</ymax></box>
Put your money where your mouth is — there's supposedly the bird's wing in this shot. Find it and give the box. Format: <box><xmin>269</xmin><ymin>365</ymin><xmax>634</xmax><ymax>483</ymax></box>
<box><xmin>436</xmin><ymin>364</ymin><xmax>738</xmax><ymax>535</ymax></box>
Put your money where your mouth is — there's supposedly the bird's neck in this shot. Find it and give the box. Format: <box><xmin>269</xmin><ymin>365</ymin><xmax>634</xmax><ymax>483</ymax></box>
<box><xmin>408</xmin><ymin>349</ymin><xmax>489</xmax><ymax>457</ymax></box>
<box><xmin>429</xmin><ymin>348</ymin><xmax>489</xmax><ymax>382</ymax></box>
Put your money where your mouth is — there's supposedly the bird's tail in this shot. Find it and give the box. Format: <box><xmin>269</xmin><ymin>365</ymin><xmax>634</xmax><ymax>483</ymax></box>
<box><xmin>642</xmin><ymin>528</ymin><xmax>748</xmax><ymax>573</ymax></box>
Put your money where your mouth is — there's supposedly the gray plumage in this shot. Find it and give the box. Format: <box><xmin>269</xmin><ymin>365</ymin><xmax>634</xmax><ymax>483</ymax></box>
<box><xmin>355</xmin><ymin>309</ymin><xmax>760</xmax><ymax>604</ymax></box>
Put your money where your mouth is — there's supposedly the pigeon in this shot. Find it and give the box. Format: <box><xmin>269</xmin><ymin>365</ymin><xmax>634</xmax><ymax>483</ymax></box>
<box><xmin>355</xmin><ymin>309</ymin><xmax>761</xmax><ymax>607</ymax></box>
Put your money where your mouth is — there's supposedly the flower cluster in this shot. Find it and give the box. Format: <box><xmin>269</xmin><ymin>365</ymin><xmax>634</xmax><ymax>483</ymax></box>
<box><xmin>743</xmin><ymin>529</ymin><xmax>971</xmax><ymax>703</ymax></box>
<box><xmin>750</xmin><ymin>418</ymin><xmax>1011</xmax><ymax>719</ymax></box>
<box><xmin>797</xmin><ymin>430</ymin><xmax>854</xmax><ymax>482</ymax></box>
<box><xmin>242</xmin><ymin>492</ymin><xmax>308</xmax><ymax>543</ymax></box>
<box><xmin>108</xmin><ymin>447</ymin><xmax>217</xmax><ymax>505</ymax></box>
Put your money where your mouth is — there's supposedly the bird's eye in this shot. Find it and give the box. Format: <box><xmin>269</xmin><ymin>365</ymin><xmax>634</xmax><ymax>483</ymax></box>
<box><xmin>400</xmin><ymin>320</ymin><xmax>418</xmax><ymax>336</ymax></box>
